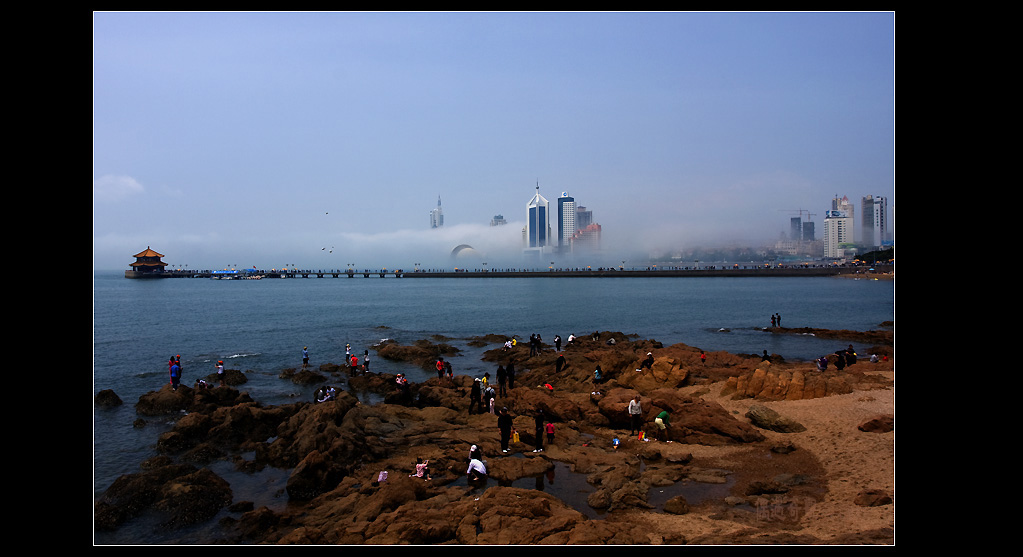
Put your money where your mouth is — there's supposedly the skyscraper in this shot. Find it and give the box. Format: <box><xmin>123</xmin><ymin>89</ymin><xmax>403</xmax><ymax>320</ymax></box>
<box><xmin>526</xmin><ymin>185</ymin><xmax>550</xmax><ymax>250</ymax></box>
<box><xmin>861</xmin><ymin>195</ymin><xmax>888</xmax><ymax>249</ymax></box>
<box><xmin>430</xmin><ymin>196</ymin><xmax>444</xmax><ymax>228</ymax></box>
<box><xmin>557</xmin><ymin>192</ymin><xmax>576</xmax><ymax>253</ymax></box>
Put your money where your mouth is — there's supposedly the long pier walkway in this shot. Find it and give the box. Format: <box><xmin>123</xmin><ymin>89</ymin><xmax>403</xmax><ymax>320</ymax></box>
<box><xmin>126</xmin><ymin>264</ymin><xmax>893</xmax><ymax>279</ymax></box>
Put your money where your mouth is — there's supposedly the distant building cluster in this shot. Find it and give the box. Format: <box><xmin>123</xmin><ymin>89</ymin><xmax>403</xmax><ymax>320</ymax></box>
<box><xmin>777</xmin><ymin>194</ymin><xmax>891</xmax><ymax>260</ymax></box>
<box><xmin>430</xmin><ymin>184</ymin><xmax>603</xmax><ymax>258</ymax></box>
<box><xmin>522</xmin><ymin>185</ymin><xmax>600</xmax><ymax>257</ymax></box>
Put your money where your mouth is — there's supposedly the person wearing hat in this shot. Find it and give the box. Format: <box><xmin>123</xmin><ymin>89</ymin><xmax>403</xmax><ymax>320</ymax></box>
<box><xmin>640</xmin><ymin>352</ymin><xmax>654</xmax><ymax>371</ymax></box>
<box><xmin>216</xmin><ymin>360</ymin><xmax>225</xmax><ymax>386</ymax></box>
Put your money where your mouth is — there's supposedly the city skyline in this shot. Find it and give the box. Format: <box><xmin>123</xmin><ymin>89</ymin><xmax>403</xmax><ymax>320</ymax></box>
<box><xmin>93</xmin><ymin>12</ymin><xmax>895</xmax><ymax>270</ymax></box>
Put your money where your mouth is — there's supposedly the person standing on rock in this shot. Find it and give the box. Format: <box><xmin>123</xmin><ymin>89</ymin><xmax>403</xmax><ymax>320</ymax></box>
<box><xmin>497</xmin><ymin>365</ymin><xmax>507</xmax><ymax>397</ymax></box>
<box><xmin>169</xmin><ymin>359</ymin><xmax>181</xmax><ymax>391</ymax></box>
<box><xmin>436</xmin><ymin>357</ymin><xmax>446</xmax><ymax>379</ymax></box>
<box><xmin>506</xmin><ymin>362</ymin><xmax>516</xmax><ymax>390</ymax></box>
<box><xmin>533</xmin><ymin>410</ymin><xmax>546</xmax><ymax>452</ymax></box>
<box><xmin>468</xmin><ymin>378</ymin><xmax>483</xmax><ymax>414</ymax></box>
<box><xmin>628</xmin><ymin>395</ymin><xmax>643</xmax><ymax>435</ymax></box>
<box><xmin>554</xmin><ymin>335</ymin><xmax>562</xmax><ymax>351</ymax></box>
<box><xmin>498</xmin><ymin>407</ymin><xmax>513</xmax><ymax>453</ymax></box>
<box><xmin>555</xmin><ymin>353</ymin><xmax>566</xmax><ymax>374</ymax></box>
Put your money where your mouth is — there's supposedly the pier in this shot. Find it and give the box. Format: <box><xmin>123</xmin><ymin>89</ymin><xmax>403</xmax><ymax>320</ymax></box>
<box><xmin>125</xmin><ymin>264</ymin><xmax>892</xmax><ymax>279</ymax></box>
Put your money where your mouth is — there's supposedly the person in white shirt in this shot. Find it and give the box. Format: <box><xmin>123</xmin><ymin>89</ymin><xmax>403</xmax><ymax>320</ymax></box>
<box><xmin>466</xmin><ymin>457</ymin><xmax>487</xmax><ymax>481</ymax></box>
<box><xmin>628</xmin><ymin>395</ymin><xmax>643</xmax><ymax>435</ymax></box>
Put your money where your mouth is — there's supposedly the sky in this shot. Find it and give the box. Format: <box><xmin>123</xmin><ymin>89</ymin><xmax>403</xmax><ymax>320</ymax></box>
<box><xmin>93</xmin><ymin>11</ymin><xmax>895</xmax><ymax>271</ymax></box>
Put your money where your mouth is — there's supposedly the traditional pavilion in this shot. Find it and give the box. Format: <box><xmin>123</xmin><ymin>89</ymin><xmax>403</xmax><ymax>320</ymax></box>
<box><xmin>125</xmin><ymin>247</ymin><xmax>168</xmax><ymax>278</ymax></box>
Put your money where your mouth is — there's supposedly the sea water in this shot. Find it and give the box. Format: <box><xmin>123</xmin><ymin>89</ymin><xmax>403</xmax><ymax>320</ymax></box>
<box><xmin>92</xmin><ymin>270</ymin><xmax>893</xmax><ymax>541</ymax></box>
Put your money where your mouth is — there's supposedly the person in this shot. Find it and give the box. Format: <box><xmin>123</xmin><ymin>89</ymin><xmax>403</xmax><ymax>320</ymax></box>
<box><xmin>846</xmin><ymin>345</ymin><xmax>857</xmax><ymax>365</ymax></box>
<box><xmin>506</xmin><ymin>362</ymin><xmax>516</xmax><ymax>390</ymax></box>
<box><xmin>834</xmin><ymin>351</ymin><xmax>846</xmax><ymax>370</ymax></box>
<box><xmin>482</xmin><ymin>372</ymin><xmax>490</xmax><ymax>387</ymax></box>
<box><xmin>216</xmin><ymin>360</ymin><xmax>225</xmax><ymax>386</ymax></box>
<box><xmin>169</xmin><ymin>360</ymin><xmax>181</xmax><ymax>391</ymax></box>
<box><xmin>555</xmin><ymin>354</ymin><xmax>566</xmax><ymax>374</ymax></box>
<box><xmin>468</xmin><ymin>378</ymin><xmax>483</xmax><ymax>414</ymax></box>
<box><xmin>771</xmin><ymin>314</ymin><xmax>776</xmax><ymax>327</ymax></box>
<box><xmin>436</xmin><ymin>357</ymin><xmax>446</xmax><ymax>379</ymax></box>
<box><xmin>445</xmin><ymin>361</ymin><xmax>453</xmax><ymax>378</ymax></box>
<box><xmin>762</xmin><ymin>350</ymin><xmax>770</xmax><ymax>362</ymax></box>
<box><xmin>411</xmin><ymin>457</ymin><xmax>431</xmax><ymax>480</ymax></box>
<box><xmin>816</xmin><ymin>356</ymin><xmax>828</xmax><ymax>371</ymax></box>
<box><xmin>529</xmin><ymin>333</ymin><xmax>537</xmax><ymax>357</ymax></box>
<box><xmin>533</xmin><ymin>410</ymin><xmax>545</xmax><ymax>452</ymax></box>
<box><xmin>628</xmin><ymin>395</ymin><xmax>643</xmax><ymax>435</ymax></box>
<box><xmin>777</xmin><ymin>313</ymin><xmax>782</xmax><ymax>327</ymax></box>
<box><xmin>363</xmin><ymin>350</ymin><xmax>370</xmax><ymax>372</ymax></box>
<box><xmin>640</xmin><ymin>352</ymin><xmax>654</xmax><ymax>370</ymax></box>
<box><xmin>554</xmin><ymin>335</ymin><xmax>562</xmax><ymax>351</ymax></box>
<box><xmin>654</xmin><ymin>410</ymin><xmax>670</xmax><ymax>441</ymax></box>
<box><xmin>349</xmin><ymin>354</ymin><xmax>359</xmax><ymax>377</ymax></box>
<box><xmin>195</xmin><ymin>378</ymin><xmax>210</xmax><ymax>390</ymax></box>
<box><xmin>498</xmin><ymin>407</ymin><xmax>513</xmax><ymax>452</ymax></box>
<box><xmin>567</xmin><ymin>333</ymin><xmax>576</xmax><ymax>345</ymax></box>
<box><xmin>302</xmin><ymin>346</ymin><xmax>309</xmax><ymax>367</ymax></box>
<box><xmin>466</xmin><ymin>456</ymin><xmax>488</xmax><ymax>481</ymax></box>
<box><xmin>496</xmin><ymin>365</ymin><xmax>507</xmax><ymax>397</ymax></box>
<box><xmin>504</xmin><ymin>339</ymin><xmax>513</xmax><ymax>351</ymax></box>
<box><xmin>592</xmin><ymin>365</ymin><xmax>603</xmax><ymax>389</ymax></box>
<box><xmin>545</xmin><ymin>421</ymin><xmax>555</xmax><ymax>444</ymax></box>
<box><xmin>870</xmin><ymin>353</ymin><xmax>879</xmax><ymax>363</ymax></box>
<box><xmin>484</xmin><ymin>384</ymin><xmax>496</xmax><ymax>414</ymax></box>
<box><xmin>700</xmin><ymin>351</ymin><xmax>707</xmax><ymax>365</ymax></box>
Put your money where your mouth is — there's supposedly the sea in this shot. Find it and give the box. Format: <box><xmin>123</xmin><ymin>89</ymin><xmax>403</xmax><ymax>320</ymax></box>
<box><xmin>92</xmin><ymin>269</ymin><xmax>894</xmax><ymax>544</ymax></box>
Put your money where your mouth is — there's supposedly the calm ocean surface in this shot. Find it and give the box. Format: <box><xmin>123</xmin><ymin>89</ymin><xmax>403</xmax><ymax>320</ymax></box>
<box><xmin>92</xmin><ymin>269</ymin><xmax>893</xmax><ymax>543</ymax></box>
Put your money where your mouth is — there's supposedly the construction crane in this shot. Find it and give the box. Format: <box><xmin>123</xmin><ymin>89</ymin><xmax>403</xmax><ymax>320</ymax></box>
<box><xmin>778</xmin><ymin>209</ymin><xmax>817</xmax><ymax>221</ymax></box>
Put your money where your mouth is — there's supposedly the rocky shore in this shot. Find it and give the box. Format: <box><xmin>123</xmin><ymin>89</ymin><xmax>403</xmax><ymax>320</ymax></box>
<box><xmin>94</xmin><ymin>329</ymin><xmax>894</xmax><ymax>545</ymax></box>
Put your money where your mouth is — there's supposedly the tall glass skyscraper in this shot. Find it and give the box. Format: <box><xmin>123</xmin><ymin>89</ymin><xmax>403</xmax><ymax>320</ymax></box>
<box><xmin>526</xmin><ymin>185</ymin><xmax>550</xmax><ymax>249</ymax></box>
<box><xmin>557</xmin><ymin>192</ymin><xmax>576</xmax><ymax>252</ymax></box>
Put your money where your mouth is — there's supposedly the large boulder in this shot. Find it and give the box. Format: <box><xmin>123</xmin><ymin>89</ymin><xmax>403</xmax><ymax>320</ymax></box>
<box><xmin>94</xmin><ymin>458</ymin><xmax>231</xmax><ymax>531</ymax></box>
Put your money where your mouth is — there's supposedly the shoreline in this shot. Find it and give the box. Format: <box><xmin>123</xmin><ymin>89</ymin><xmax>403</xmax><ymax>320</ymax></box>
<box><xmin>95</xmin><ymin>328</ymin><xmax>895</xmax><ymax>545</ymax></box>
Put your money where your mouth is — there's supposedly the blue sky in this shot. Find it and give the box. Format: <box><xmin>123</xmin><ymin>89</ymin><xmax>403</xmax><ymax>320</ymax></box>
<box><xmin>93</xmin><ymin>11</ymin><xmax>894</xmax><ymax>270</ymax></box>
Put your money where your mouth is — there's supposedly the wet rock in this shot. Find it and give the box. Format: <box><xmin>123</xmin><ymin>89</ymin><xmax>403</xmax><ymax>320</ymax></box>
<box><xmin>745</xmin><ymin>404</ymin><xmax>807</xmax><ymax>433</ymax></box>
<box><xmin>95</xmin><ymin>389</ymin><xmax>122</xmax><ymax>407</ymax></box>
<box><xmin>663</xmin><ymin>495</ymin><xmax>690</xmax><ymax>514</ymax></box>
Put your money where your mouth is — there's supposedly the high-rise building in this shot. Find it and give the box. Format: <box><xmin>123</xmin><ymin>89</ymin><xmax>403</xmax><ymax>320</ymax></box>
<box><xmin>526</xmin><ymin>185</ymin><xmax>551</xmax><ymax>251</ymax></box>
<box><xmin>824</xmin><ymin>210</ymin><xmax>853</xmax><ymax>259</ymax></box>
<box><xmin>576</xmin><ymin>206</ymin><xmax>592</xmax><ymax>230</ymax></box>
<box><xmin>557</xmin><ymin>192</ymin><xmax>576</xmax><ymax>253</ymax></box>
<box><xmin>861</xmin><ymin>195</ymin><xmax>889</xmax><ymax>249</ymax></box>
<box><xmin>490</xmin><ymin>214</ymin><xmax>507</xmax><ymax>226</ymax></box>
<box><xmin>430</xmin><ymin>196</ymin><xmax>444</xmax><ymax>228</ymax></box>
<box><xmin>832</xmin><ymin>195</ymin><xmax>855</xmax><ymax>242</ymax></box>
